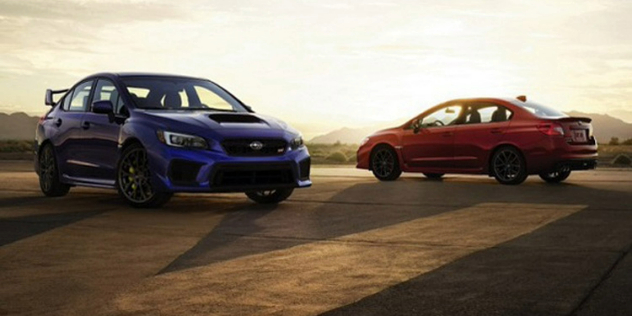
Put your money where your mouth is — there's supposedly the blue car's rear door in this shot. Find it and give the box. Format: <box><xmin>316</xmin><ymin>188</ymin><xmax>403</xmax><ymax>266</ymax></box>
<box><xmin>53</xmin><ymin>80</ymin><xmax>94</xmax><ymax>180</ymax></box>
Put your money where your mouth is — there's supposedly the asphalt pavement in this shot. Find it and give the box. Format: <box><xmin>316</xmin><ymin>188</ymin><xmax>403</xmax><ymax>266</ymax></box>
<box><xmin>0</xmin><ymin>161</ymin><xmax>631</xmax><ymax>316</ymax></box>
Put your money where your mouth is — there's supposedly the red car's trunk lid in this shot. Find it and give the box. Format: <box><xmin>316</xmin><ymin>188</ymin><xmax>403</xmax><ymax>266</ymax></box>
<box><xmin>553</xmin><ymin>116</ymin><xmax>594</xmax><ymax>144</ymax></box>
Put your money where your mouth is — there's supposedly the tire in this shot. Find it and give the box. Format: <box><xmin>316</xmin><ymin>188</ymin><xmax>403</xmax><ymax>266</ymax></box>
<box><xmin>38</xmin><ymin>143</ymin><xmax>71</xmax><ymax>197</ymax></box>
<box><xmin>117</xmin><ymin>143</ymin><xmax>172</xmax><ymax>208</ymax></box>
<box><xmin>491</xmin><ymin>146</ymin><xmax>528</xmax><ymax>185</ymax></box>
<box><xmin>371</xmin><ymin>145</ymin><xmax>402</xmax><ymax>181</ymax></box>
<box><xmin>246</xmin><ymin>188</ymin><xmax>294</xmax><ymax>204</ymax></box>
<box><xmin>539</xmin><ymin>169</ymin><xmax>571</xmax><ymax>183</ymax></box>
<box><xmin>423</xmin><ymin>173</ymin><xmax>444</xmax><ymax>179</ymax></box>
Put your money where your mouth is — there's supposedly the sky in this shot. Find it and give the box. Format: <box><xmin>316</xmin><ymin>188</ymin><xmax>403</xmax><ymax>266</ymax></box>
<box><xmin>1</xmin><ymin>0</ymin><xmax>632</xmax><ymax>139</ymax></box>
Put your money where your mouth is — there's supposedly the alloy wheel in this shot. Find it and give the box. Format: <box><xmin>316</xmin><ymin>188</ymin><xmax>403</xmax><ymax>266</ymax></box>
<box><xmin>252</xmin><ymin>190</ymin><xmax>276</xmax><ymax>197</ymax></box>
<box><xmin>39</xmin><ymin>146</ymin><xmax>55</xmax><ymax>192</ymax></box>
<box><xmin>545</xmin><ymin>166</ymin><xmax>570</xmax><ymax>179</ymax></box>
<box><xmin>372</xmin><ymin>149</ymin><xmax>395</xmax><ymax>178</ymax></box>
<box><xmin>118</xmin><ymin>147</ymin><xmax>154</xmax><ymax>204</ymax></box>
<box><xmin>246</xmin><ymin>188</ymin><xmax>294</xmax><ymax>204</ymax></box>
<box><xmin>493</xmin><ymin>149</ymin><xmax>522</xmax><ymax>182</ymax></box>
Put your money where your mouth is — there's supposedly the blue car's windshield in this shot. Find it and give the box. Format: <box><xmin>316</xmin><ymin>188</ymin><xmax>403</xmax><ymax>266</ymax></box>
<box><xmin>121</xmin><ymin>77</ymin><xmax>247</xmax><ymax>112</ymax></box>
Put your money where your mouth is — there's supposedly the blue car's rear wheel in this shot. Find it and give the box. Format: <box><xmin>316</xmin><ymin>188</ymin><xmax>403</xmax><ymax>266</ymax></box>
<box><xmin>117</xmin><ymin>143</ymin><xmax>172</xmax><ymax>208</ymax></box>
<box><xmin>246</xmin><ymin>188</ymin><xmax>294</xmax><ymax>204</ymax></box>
<box><xmin>38</xmin><ymin>143</ymin><xmax>70</xmax><ymax>197</ymax></box>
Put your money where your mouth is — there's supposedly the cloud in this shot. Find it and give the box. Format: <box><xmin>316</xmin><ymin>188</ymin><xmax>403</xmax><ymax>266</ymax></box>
<box><xmin>1</xmin><ymin>0</ymin><xmax>632</xmax><ymax>132</ymax></box>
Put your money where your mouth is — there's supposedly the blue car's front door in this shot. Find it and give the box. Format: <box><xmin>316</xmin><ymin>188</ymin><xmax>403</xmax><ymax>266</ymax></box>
<box><xmin>77</xmin><ymin>79</ymin><xmax>124</xmax><ymax>182</ymax></box>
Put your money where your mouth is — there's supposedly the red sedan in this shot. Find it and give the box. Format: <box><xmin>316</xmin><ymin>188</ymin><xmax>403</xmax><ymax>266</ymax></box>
<box><xmin>356</xmin><ymin>96</ymin><xmax>598</xmax><ymax>185</ymax></box>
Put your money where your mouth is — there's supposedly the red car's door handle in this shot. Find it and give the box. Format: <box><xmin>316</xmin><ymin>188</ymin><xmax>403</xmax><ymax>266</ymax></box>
<box><xmin>442</xmin><ymin>132</ymin><xmax>453</xmax><ymax>137</ymax></box>
<box><xmin>490</xmin><ymin>128</ymin><xmax>503</xmax><ymax>134</ymax></box>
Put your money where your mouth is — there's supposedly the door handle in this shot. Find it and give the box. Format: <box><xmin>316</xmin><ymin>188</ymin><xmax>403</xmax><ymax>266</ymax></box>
<box><xmin>54</xmin><ymin>118</ymin><xmax>62</xmax><ymax>127</ymax></box>
<box><xmin>81</xmin><ymin>121</ymin><xmax>91</xmax><ymax>130</ymax></box>
<box><xmin>490</xmin><ymin>128</ymin><xmax>503</xmax><ymax>134</ymax></box>
<box><xmin>442</xmin><ymin>132</ymin><xmax>453</xmax><ymax>137</ymax></box>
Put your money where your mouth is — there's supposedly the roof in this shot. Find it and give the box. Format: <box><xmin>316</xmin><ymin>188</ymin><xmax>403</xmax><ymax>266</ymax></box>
<box><xmin>84</xmin><ymin>72</ymin><xmax>208</xmax><ymax>81</ymax></box>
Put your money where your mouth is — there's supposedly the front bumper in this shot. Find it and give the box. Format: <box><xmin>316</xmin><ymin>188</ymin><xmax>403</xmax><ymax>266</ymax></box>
<box><xmin>148</xmin><ymin>145</ymin><xmax>311</xmax><ymax>193</ymax></box>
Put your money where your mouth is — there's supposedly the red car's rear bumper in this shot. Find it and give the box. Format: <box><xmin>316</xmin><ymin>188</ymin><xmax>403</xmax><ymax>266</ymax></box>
<box><xmin>525</xmin><ymin>136</ymin><xmax>598</xmax><ymax>173</ymax></box>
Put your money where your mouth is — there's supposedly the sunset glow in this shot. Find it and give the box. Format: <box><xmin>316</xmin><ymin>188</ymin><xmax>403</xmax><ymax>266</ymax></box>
<box><xmin>1</xmin><ymin>0</ymin><xmax>631</xmax><ymax>138</ymax></box>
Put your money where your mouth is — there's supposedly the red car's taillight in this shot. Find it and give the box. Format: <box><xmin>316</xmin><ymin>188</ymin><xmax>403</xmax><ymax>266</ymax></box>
<box><xmin>537</xmin><ymin>123</ymin><xmax>564</xmax><ymax>136</ymax></box>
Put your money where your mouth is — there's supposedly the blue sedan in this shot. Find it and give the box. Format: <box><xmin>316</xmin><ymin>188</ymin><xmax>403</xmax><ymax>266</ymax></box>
<box><xmin>35</xmin><ymin>73</ymin><xmax>311</xmax><ymax>207</ymax></box>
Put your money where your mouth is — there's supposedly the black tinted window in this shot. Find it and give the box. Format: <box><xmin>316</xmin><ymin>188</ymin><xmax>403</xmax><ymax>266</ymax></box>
<box><xmin>121</xmin><ymin>77</ymin><xmax>246</xmax><ymax>112</ymax></box>
<box><xmin>462</xmin><ymin>104</ymin><xmax>513</xmax><ymax>124</ymax></box>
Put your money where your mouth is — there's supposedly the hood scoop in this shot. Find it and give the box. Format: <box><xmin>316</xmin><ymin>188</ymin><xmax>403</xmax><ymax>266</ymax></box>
<box><xmin>209</xmin><ymin>114</ymin><xmax>263</xmax><ymax>124</ymax></box>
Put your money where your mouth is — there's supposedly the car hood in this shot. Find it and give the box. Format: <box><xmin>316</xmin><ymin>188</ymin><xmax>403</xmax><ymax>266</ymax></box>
<box><xmin>134</xmin><ymin>110</ymin><xmax>299</xmax><ymax>140</ymax></box>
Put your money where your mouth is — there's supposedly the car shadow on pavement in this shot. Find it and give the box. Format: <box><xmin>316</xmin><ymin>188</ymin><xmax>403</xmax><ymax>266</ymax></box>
<box><xmin>155</xmin><ymin>177</ymin><xmax>632</xmax><ymax>281</ymax></box>
<box><xmin>319</xmin><ymin>180</ymin><xmax>632</xmax><ymax>316</ymax></box>
<box><xmin>157</xmin><ymin>202</ymin><xmax>281</xmax><ymax>274</ymax></box>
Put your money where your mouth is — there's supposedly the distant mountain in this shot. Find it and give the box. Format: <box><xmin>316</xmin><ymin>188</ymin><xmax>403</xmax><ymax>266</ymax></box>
<box><xmin>308</xmin><ymin>118</ymin><xmax>407</xmax><ymax>144</ymax></box>
<box><xmin>566</xmin><ymin>111</ymin><xmax>632</xmax><ymax>140</ymax></box>
<box><xmin>309</xmin><ymin>111</ymin><xmax>632</xmax><ymax>144</ymax></box>
<box><xmin>0</xmin><ymin>112</ymin><xmax>39</xmax><ymax>140</ymax></box>
<box><xmin>308</xmin><ymin>127</ymin><xmax>378</xmax><ymax>144</ymax></box>
<box><xmin>611</xmin><ymin>109</ymin><xmax>632</xmax><ymax>124</ymax></box>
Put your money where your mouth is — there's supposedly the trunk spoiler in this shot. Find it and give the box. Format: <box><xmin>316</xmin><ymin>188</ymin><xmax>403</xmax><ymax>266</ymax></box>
<box><xmin>555</xmin><ymin>116</ymin><xmax>592</xmax><ymax>123</ymax></box>
<box><xmin>45</xmin><ymin>88</ymin><xmax>69</xmax><ymax>106</ymax></box>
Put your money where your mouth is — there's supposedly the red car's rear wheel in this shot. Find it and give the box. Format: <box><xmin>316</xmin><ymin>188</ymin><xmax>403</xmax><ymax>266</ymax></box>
<box><xmin>539</xmin><ymin>168</ymin><xmax>571</xmax><ymax>183</ymax></box>
<box><xmin>491</xmin><ymin>147</ymin><xmax>528</xmax><ymax>185</ymax></box>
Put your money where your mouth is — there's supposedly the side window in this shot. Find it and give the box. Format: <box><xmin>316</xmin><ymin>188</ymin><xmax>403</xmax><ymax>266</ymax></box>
<box><xmin>67</xmin><ymin>80</ymin><xmax>93</xmax><ymax>112</ymax></box>
<box><xmin>194</xmin><ymin>86</ymin><xmax>233</xmax><ymax>111</ymax></box>
<box><xmin>419</xmin><ymin>105</ymin><xmax>462</xmax><ymax>128</ymax></box>
<box><xmin>93</xmin><ymin>79</ymin><xmax>125</xmax><ymax>114</ymax></box>
<box><xmin>463</xmin><ymin>104</ymin><xmax>512</xmax><ymax>124</ymax></box>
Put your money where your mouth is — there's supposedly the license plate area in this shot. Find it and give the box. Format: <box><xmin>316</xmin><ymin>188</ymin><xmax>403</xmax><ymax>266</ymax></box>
<box><xmin>571</xmin><ymin>130</ymin><xmax>587</xmax><ymax>143</ymax></box>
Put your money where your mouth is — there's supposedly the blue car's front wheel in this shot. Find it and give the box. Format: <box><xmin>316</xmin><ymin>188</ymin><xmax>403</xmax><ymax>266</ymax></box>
<box><xmin>245</xmin><ymin>188</ymin><xmax>294</xmax><ymax>204</ymax></box>
<box><xmin>117</xmin><ymin>143</ymin><xmax>172</xmax><ymax>208</ymax></box>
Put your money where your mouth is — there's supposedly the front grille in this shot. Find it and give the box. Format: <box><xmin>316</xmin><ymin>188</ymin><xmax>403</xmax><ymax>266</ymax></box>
<box><xmin>169</xmin><ymin>159</ymin><xmax>203</xmax><ymax>185</ymax></box>
<box><xmin>212</xmin><ymin>164</ymin><xmax>294</xmax><ymax>188</ymax></box>
<box><xmin>221</xmin><ymin>139</ymin><xmax>287</xmax><ymax>157</ymax></box>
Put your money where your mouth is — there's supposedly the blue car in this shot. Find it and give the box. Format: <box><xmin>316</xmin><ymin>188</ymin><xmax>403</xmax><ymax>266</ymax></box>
<box><xmin>35</xmin><ymin>73</ymin><xmax>311</xmax><ymax>207</ymax></box>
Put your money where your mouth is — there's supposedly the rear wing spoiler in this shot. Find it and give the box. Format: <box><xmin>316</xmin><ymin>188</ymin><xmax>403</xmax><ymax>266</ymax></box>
<box><xmin>45</xmin><ymin>88</ymin><xmax>69</xmax><ymax>106</ymax></box>
<box><xmin>555</xmin><ymin>116</ymin><xmax>592</xmax><ymax>123</ymax></box>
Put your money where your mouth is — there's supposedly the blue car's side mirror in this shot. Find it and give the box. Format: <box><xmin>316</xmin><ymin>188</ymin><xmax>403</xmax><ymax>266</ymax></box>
<box><xmin>244</xmin><ymin>104</ymin><xmax>254</xmax><ymax>113</ymax></box>
<box><xmin>92</xmin><ymin>100</ymin><xmax>115</xmax><ymax>123</ymax></box>
<box><xmin>93</xmin><ymin>100</ymin><xmax>113</xmax><ymax>114</ymax></box>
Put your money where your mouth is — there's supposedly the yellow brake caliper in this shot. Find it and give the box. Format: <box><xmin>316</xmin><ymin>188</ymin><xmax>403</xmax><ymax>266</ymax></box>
<box><xmin>129</xmin><ymin>167</ymin><xmax>136</xmax><ymax>191</ymax></box>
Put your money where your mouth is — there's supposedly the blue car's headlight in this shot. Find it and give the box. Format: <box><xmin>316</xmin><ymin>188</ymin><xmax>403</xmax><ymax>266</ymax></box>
<box><xmin>290</xmin><ymin>135</ymin><xmax>304</xmax><ymax>150</ymax></box>
<box><xmin>157</xmin><ymin>131</ymin><xmax>209</xmax><ymax>149</ymax></box>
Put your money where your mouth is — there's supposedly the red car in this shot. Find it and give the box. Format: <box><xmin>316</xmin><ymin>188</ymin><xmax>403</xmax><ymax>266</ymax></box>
<box><xmin>356</xmin><ymin>96</ymin><xmax>598</xmax><ymax>185</ymax></box>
